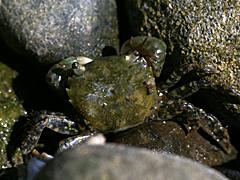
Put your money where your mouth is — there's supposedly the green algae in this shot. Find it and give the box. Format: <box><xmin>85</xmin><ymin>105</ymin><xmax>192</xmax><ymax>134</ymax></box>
<box><xmin>0</xmin><ymin>62</ymin><xmax>26</xmax><ymax>168</ymax></box>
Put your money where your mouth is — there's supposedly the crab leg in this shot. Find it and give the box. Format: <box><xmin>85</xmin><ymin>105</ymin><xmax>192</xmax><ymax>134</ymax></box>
<box><xmin>21</xmin><ymin>111</ymin><xmax>79</xmax><ymax>154</ymax></box>
<box><xmin>180</xmin><ymin>102</ymin><xmax>231</xmax><ymax>154</ymax></box>
<box><xmin>155</xmin><ymin>98</ymin><xmax>231</xmax><ymax>153</ymax></box>
<box><xmin>159</xmin><ymin>71</ymin><xmax>182</xmax><ymax>91</ymax></box>
<box><xmin>58</xmin><ymin>133</ymin><xmax>105</xmax><ymax>152</ymax></box>
<box><xmin>155</xmin><ymin>98</ymin><xmax>184</xmax><ymax>120</ymax></box>
<box><xmin>159</xmin><ymin>64</ymin><xmax>198</xmax><ymax>90</ymax></box>
<box><xmin>167</xmin><ymin>81</ymin><xmax>200</xmax><ymax>99</ymax></box>
<box><xmin>160</xmin><ymin>64</ymin><xmax>215</xmax><ymax>91</ymax></box>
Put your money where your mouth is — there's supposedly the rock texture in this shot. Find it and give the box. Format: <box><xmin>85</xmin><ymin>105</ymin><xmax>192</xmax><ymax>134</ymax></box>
<box><xmin>34</xmin><ymin>144</ymin><xmax>229</xmax><ymax>180</ymax></box>
<box><xmin>123</xmin><ymin>0</ymin><xmax>240</xmax><ymax>140</ymax></box>
<box><xmin>0</xmin><ymin>0</ymin><xmax>119</xmax><ymax>64</ymax></box>
<box><xmin>124</xmin><ymin>0</ymin><xmax>240</xmax><ymax>91</ymax></box>
<box><xmin>108</xmin><ymin>121</ymin><xmax>237</xmax><ymax>166</ymax></box>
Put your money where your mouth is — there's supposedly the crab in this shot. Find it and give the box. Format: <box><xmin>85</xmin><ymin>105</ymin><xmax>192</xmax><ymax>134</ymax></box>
<box><xmin>21</xmin><ymin>36</ymin><xmax>233</xmax><ymax>155</ymax></box>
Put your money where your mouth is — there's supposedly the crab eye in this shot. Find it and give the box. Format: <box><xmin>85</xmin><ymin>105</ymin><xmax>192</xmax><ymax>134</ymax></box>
<box><xmin>133</xmin><ymin>50</ymin><xmax>140</xmax><ymax>57</ymax></box>
<box><xmin>72</xmin><ymin>62</ymin><xmax>86</xmax><ymax>75</ymax></box>
<box><xmin>72</xmin><ymin>62</ymin><xmax>80</xmax><ymax>69</ymax></box>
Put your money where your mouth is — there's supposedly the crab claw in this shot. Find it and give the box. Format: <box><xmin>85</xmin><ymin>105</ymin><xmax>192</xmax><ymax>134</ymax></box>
<box><xmin>76</xmin><ymin>56</ymin><xmax>93</xmax><ymax>65</ymax></box>
<box><xmin>120</xmin><ymin>36</ymin><xmax>167</xmax><ymax>77</ymax></box>
<box><xmin>183</xmin><ymin>107</ymin><xmax>233</xmax><ymax>154</ymax></box>
<box><xmin>198</xmin><ymin>113</ymin><xmax>232</xmax><ymax>154</ymax></box>
<box><xmin>46</xmin><ymin>56</ymin><xmax>93</xmax><ymax>91</ymax></box>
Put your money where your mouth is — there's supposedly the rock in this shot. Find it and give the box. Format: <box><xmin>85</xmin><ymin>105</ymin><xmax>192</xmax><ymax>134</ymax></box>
<box><xmin>216</xmin><ymin>167</ymin><xmax>240</xmax><ymax>180</ymax></box>
<box><xmin>108</xmin><ymin>121</ymin><xmax>237</xmax><ymax>166</ymax></box>
<box><xmin>123</xmin><ymin>0</ymin><xmax>240</xmax><ymax>96</ymax></box>
<box><xmin>27</xmin><ymin>157</ymin><xmax>46</xmax><ymax>180</ymax></box>
<box><xmin>0</xmin><ymin>0</ymin><xmax>119</xmax><ymax>64</ymax></box>
<box><xmin>122</xmin><ymin>0</ymin><xmax>240</xmax><ymax>148</ymax></box>
<box><xmin>0</xmin><ymin>61</ymin><xmax>26</xmax><ymax>168</ymax></box>
<box><xmin>34</xmin><ymin>144</ymin><xmax>229</xmax><ymax>180</ymax></box>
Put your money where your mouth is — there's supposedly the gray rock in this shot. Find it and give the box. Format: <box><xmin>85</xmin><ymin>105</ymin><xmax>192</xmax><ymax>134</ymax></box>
<box><xmin>0</xmin><ymin>0</ymin><xmax>119</xmax><ymax>64</ymax></box>
<box><xmin>34</xmin><ymin>144</ymin><xmax>229</xmax><ymax>180</ymax></box>
<box><xmin>124</xmin><ymin>0</ymin><xmax>240</xmax><ymax>92</ymax></box>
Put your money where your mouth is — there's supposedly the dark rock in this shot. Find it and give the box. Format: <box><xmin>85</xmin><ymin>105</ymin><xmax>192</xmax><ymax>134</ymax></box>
<box><xmin>216</xmin><ymin>167</ymin><xmax>240</xmax><ymax>180</ymax></box>
<box><xmin>0</xmin><ymin>0</ymin><xmax>119</xmax><ymax>64</ymax></box>
<box><xmin>34</xmin><ymin>144</ymin><xmax>229</xmax><ymax>180</ymax></box>
<box><xmin>108</xmin><ymin>121</ymin><xmax>237</xmax><ymax>166</ymax></box>
<box><xmin>122</xmin><ymin>0</ymin><xmax>240</xmax><ymax>154</ymax></box>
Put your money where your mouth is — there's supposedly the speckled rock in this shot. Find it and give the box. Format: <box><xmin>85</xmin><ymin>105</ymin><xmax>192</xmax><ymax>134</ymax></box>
<box><xmin>0</xmin><ymin>61</ymin><xmax>26</xmax><ymax>169</ymax></box>
<box><xmin>123</xmin><ymin>0</ymin><xmax>240</xmax><ymax>138</ymax></box>
<box><xmin>124</xmin><ymin>0</ymin><xmax>240</xmax><ymax>93</ymax></box>
<box><xmin>34</xmin><ymin>144</ymin><xmax>229</xmax><ymax>180</ymax></box>
<box><xmin>108</xmin><ymin>121</ymin><xmax>237</xmax><ymax>166</ymax></box>
<box><xmin>0</xmin><ymin>0</ymin><xmax>119</xmax><ymax>64</ymax></box>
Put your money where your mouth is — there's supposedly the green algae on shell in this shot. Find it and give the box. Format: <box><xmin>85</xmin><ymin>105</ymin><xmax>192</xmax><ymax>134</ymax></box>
<box><xmin>67</xmin><ymin>55</ymin><xmax>158</xmax><ymax>132</ymax></box>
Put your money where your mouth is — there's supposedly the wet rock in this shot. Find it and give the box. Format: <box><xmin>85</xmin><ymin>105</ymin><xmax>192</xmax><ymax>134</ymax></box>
<box><xmin>27</xmin><ymin>157</ymin><xmax>46</xmax><ymax>180</ymax></box>
<box><xmin>0</xmin><ymin>61</ymin><xmax>26</xmax><ymax>168</ymax></box>
<box><xmin>108</xmin><ymin>121</ymin><xmax>237</xmax><ymax>166</ymax></box>
<box><xmin>123</xmin><ymin>0</ymin><xmax>240</xmax><ymax>151</ymax></box>
<box><xmin>216</xmin><ymin>167</ymin><xmax>240</xmax><ymax>180</ymax></box>
<box><xmin>34</xmin><ymin>144</ymin><xmax>229</xmax><ymax>180</ymax></box>
<box><xmin>0</xmin><ymin>0</ymin><xmax>119</xmax><ymax>64</ymax></box>
<box><xmin>123</xmin><ymin>0</ymin><xmax>239</xmax><ymax>94</ymax></box>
